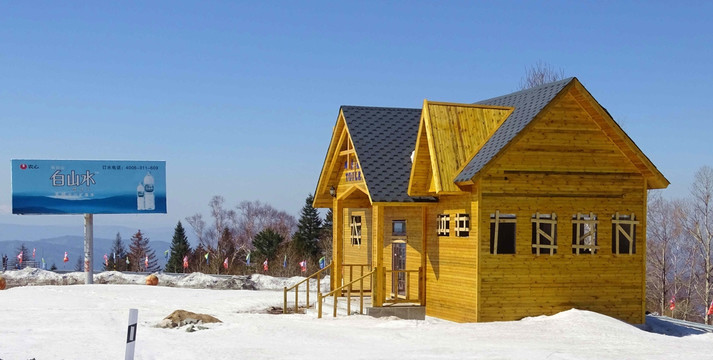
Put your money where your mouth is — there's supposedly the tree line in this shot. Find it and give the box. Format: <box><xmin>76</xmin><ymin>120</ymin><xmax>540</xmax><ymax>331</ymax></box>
<box><xmin>647</xmin><ymin>166</ymin><xmax>713</xmax><ymax>324</ymax></box>
<box><xmin>162</xmin><ymin>194</ymin><xmax>332</xmax><ymax>277</ymax></box>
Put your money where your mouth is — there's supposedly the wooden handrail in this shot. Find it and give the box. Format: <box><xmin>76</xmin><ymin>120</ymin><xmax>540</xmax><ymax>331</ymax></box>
<box><xmin>342</xmin><ymin>263</ymin><xmax>370</xmax><ymax>292</ymax></box>
<box><xmin>318</xmin><ymin>268</ymin><xmax>375</xmax><ymax>318</ymax></box>
<box><xmin>283</xmin><ymin>262</ymin><xmax>333</xmax><ymax>314</ymax></box>
<box><xmin>384</xmin><ymin>267</ymin><xmax>424</xmax><ymax>305</ymax></box>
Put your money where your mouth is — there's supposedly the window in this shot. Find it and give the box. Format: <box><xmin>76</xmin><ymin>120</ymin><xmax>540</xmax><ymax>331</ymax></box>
<box><xmin>532</xmin><ymin>213</ymin><xmax>557</xmax><ymax>255</ymax></box>
<box><xmin>490</xmin><ymin>211</ymin><xmax>516</xmax><ymax>254</ymax></box>
<box><xmin>454</xmin><ymin>213</ymin><xmax>470</xmax><ymax>237</ymax></box>
<box><xmin>437</xmin><ymin>214</ymin><xmax>450</xmax><ymax>236</ymax></box>
<box><xmin>350</xmin><ymin>216</ymin><xmax>362</xmax><ymax>246</ymax></box>
<box><xmin>392</xmin><ymin>220</ymin><xmax>406</xmax><ymax>236</ymax></box>
<box><xmin>612</xmin><ymin>213</ymin><xmax>638</xmax><ymax>254</ymax></box>
<box><xmin>572</xmin><ymin>213</ymin><xmax>599</xmax><ymax>254</ymax></box>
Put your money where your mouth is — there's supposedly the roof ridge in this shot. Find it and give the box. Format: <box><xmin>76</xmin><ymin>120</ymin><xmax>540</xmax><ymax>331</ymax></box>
<box><xmin>341</xmin><ymin>105</ymin><xmax>421</xmax><ymax>111</ymax></box>
<box><xmin>474</xmin><ymin>77</ymin><xmax>575</xmax><ymax>105</ymax></box>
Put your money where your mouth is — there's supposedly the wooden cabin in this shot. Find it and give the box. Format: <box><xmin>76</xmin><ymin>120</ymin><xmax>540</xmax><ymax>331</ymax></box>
<box><xmin>313</xmin><ymin>77</ymin><xmax>668</xmax><ymax>323</ymax></box>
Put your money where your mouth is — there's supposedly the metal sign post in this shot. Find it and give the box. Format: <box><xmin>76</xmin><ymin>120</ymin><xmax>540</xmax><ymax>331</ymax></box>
<box><xmin>84</xmin><ymin>213</ymin><xmax>93</xmax><ymax>284</ymax></box>
<box><xmin>125</xmin><ymin>308</ymin><xmax>138</xmax><ymax>360</ymax></box>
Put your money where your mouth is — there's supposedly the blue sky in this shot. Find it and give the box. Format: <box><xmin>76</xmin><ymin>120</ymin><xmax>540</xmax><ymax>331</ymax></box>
<box><xmin>1</xmin><ymin>1</ymin><xmax>711</xmax><ymax>233</ymax></box>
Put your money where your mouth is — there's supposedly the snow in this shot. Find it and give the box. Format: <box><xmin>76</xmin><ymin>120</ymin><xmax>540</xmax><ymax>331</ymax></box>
<box><xmin>1</xmin><ymin>270</ymin><xmax>712</xmax><ymax>359</ymax></box>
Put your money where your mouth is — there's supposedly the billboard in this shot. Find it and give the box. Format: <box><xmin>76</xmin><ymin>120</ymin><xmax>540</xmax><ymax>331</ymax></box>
<box><xmin>12</xmin><ymin>160</ymin><xmax>166</xmax><ymax>215</ymax></box>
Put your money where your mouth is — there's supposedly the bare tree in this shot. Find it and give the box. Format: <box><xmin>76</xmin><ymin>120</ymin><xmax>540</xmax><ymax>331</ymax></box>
<box><xmin>235</xmin><ymin>200</ymin><xmax>296</xmax><ymax>249</ymax></box>
<box><xmin>647</xmin><ymin>192</ymin><xmax>682</xmax><ymax>315</ymax></box>
<box><xmin>682</xmin><ymin>166</ymin><xmax>713</xmax><ymax>324</ymax></box>
<box><xmin>519</xmin><ymin>61</ymin><xmax>565</xmax><ymax>90</ymax></box>
<box><xmin>185</xmin><ymin>213</ymin><xmax>208</xmax><ymax>249</ymax></box>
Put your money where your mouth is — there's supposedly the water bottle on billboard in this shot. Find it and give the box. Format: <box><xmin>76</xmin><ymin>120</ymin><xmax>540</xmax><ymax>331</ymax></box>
<box><xmin>137</xmin><ymin>183</ymin><xmax>145</xmax><ymax>210</ymax></box>
<box><xmin>143</xmin><ymin>172</ymin><xmax>155</xmax><ymax>210</ymax></box>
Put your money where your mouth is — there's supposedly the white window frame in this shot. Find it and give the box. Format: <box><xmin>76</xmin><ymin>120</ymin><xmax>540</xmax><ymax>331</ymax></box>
<box><xmin>612</xmin><ymin>212</ymin><xmax>638</xmax><ymax>255</ymax></box>
<box><xmin>532</xmin><ymin>212</ymin><xmax>558</xmax><ymax>255</ymax></box>
<box><xmin>490</xmin><ymin>211</ymin><xmax>517</xmax><ymax>254</ymax></box>
<box><xmin>454</xmin><ymin>213</ymin><xmax>470</xmax><ymax>237</ymax></box>
<box><xmin>572</xmin><ymin>213</ymin><xmax>599</xmax><ymax>255</ymax></box>
<box><xmin>437</xmin><ymin>214</ymin><xmax>450</xmax><ymax>236</ymax></box>
<box><xmin>350</xmin><ymin>215</ymin><xmax>362</xmax><ymax>246</ymax></box>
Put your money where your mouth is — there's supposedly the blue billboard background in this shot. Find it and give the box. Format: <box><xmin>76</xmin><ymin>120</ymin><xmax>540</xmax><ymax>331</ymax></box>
<box><xmin>12</xmin><ymin>160</ymin><xmax>167</xmax><ymax>215</ymax></box>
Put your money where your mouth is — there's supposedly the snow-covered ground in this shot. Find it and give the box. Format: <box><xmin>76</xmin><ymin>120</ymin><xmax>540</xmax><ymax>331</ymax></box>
<box><xmin>1</xmin><ymin>269</ymin><xmax>712</xmax><ymax>360</ymax></box>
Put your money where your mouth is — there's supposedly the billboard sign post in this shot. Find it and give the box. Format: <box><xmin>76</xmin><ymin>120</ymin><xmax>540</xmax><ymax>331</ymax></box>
<box><xmin>11</xmin><ymin>160</ymin><xmax>167</xmax><ymax>284</ymax></box>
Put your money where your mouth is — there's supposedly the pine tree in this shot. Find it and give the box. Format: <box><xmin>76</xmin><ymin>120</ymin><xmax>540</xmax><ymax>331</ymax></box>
<box><xmin>106</xmin><ymin>232</ymin><xmax>128</xmax><ymax>271</ymax></box>
<box><xmin>14</xmin><ymin>244</ymin><xmax>31</xmax><ymax>269</ymax></box>
<box><xmin>74</xmin><ymin>256</ymin><xmax>83</xmax><ymax>271</ymax></box>
<box><xmin>253</xmin><ymin>228</ymin><xmax>284</xmax><ymax>262</ymax></box>
<box><xmin>128</xmin><ymin>230</ymin><xmax>160</xmax><ymax>272</ymax></box>
<box><xmin>292</xmin><ymin>194</ymin><xmax>323</xmax><ymax>260</ymax></box>
<box><xmin>320</xmin><ymin>208</ymin><xmax>333</xmax><ymax>261</ymax></box>
<box><xmin>166</xmin><ymin>221</ymin><xmax>192</xmax><ymax>273</ymax></box>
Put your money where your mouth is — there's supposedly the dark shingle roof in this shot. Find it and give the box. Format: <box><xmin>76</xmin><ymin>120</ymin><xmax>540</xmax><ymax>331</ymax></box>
<box><xmin>341</xmin><ymin>106</ymin><xmax>436</xmax><ymax>203</ymax></box>
<box><xmin>454</xmin><ymin>78</ymin><xmax>574</xmax><ymax>182</ymax></box>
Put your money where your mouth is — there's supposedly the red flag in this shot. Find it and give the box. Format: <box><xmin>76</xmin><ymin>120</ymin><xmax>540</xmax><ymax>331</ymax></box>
<box><xmin>669</xmin><ymin>296</ymin><xmax>676</xmax><ymax>311</ymax></box>
<box><xmin>17</xmin><ymin>251</ymin><xmax>23</xmax><ymax>265</ymax></box>
<box><xmin>707</xmin><ymin>300</ymin><xmax>713</xmax><ymax>316</ymax></box>
<box><xmin>145</xmin><ymin>255</ymin><xmax>149</xmax><ymax>269</ymax></box>
<box><xmin>33</xmin><ymin>248</ymin><xmax>36</xmax><ymax>258</ymax></box>
<box><xmin>299</xmin><ymin>260</ymin><xmax>307</xmax><ymax>273</ymax></box>
<box><xmin>103</xmin><ymin>254</ymin><xmax>108</xmax><ymax>266</ymax></box>
<box><xmin>223</xmin><ymin>257</ymin><xmax>229</xmax><ymax>270</ymax></box>
<box><xmin>182</xmin><ymin>255</ymin><xmax>189</xmax><ymax>269</ymax></box>
<box><xmin>263</xmin><ymin>259</ymin><xmax>268</xmax><ymax>271</ymax></box>
<box><xmin>63</xmin><ymin>251</ymin><xmax>69</xmax><ymax>263</ymax></box>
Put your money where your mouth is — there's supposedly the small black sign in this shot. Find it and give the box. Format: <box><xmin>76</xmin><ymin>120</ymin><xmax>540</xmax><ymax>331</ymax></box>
<box><xmin>126</xmin><ymin>324</ymin><xmax>137</xmax><ymax>343</ymax></box>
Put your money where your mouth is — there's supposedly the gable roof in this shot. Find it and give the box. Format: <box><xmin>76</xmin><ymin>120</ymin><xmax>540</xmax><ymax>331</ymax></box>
<box><xmin>341</xmin><ymin>106</ymin><xmax>436</xmax><ymax>202</ymax></box>
<box><xmin>454</xmin><ymin>78</ymin><xmax>574</xmax><ymax>183</ymax></box>
<box><xmin>408</xmin><ymin>100</ymin><xmax>513</xmax><ymax>195</ymax></box>
<box><xmin>313</xmin><ymin>106</ymin><xmax>437</xmax><ymax>206</ymax></box>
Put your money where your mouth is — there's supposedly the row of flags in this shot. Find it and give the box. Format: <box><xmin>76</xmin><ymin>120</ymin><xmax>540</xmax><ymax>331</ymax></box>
<box><xmin>192</xmin><ymin>252</ymin><xmax>327</xmax><ymax>273</ymax></box>
<box><xmin>16</xmin><ymin>248</ymin><xmax>327</xmax><ymax>275</ymax></box>
<box><xmin>668</xmin><ymin>295</ymin><xmax>713</xmax><ymax>316</ymax></box>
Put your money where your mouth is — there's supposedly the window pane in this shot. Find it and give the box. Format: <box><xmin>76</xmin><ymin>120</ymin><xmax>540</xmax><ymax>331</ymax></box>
<box><xmin>392</xmin><ymin>220</ymin><xmax>406</xmax><ymax>236</ymax></box>
<box><xmin>490</xmin><ymin>213</ymin><xmax>516</xmax><ymax>254</ymax></box>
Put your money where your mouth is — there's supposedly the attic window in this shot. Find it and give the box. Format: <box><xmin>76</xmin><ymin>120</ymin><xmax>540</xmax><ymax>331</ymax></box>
<box><xmin>392</xmin><ymin>220</ymin><xmax>406</xmax><ymax>237</ymax></box>
<box><xmin>572</xmin><ymin>213</ymin><xmax>599</xmax><ymax>254</ymax></box>
<box><xmin>350</xmin><ymin>216</ymin><xmax>362</xmax><ymax>246</ymax></box>
<box><xmin>490</xmin><ymin>211</ymin><xmax>516</xmax><ymax>254</ymax></box>
<box><xmin>454</xmin><ymin>213</ymin><xmax>470</xmax><ymax>237</ymax></box>
<box><xmin>532</xmin><ymin>213</ymin><xmax>557</xmax><ymax>255</ymax></box>
<box><xmin>437</xmin><ymin>214</ymin><xmax>450</xmax><ymax>236</ymax></box>
<box><xmin>612</xmin><ymin>213</ymin><xmax>638</xmax><ymax>254</ymax></box>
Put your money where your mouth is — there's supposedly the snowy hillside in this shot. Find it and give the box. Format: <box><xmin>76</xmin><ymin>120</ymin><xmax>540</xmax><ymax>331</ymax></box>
<box><xmin>1</xmin><ymin>269</ymin><xmax>712</xmax><ymax>359</ymax></box>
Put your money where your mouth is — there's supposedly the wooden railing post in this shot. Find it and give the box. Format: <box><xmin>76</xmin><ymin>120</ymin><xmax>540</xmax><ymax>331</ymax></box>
<box><xmin>294</xmin><ymin>283</ymin><xmax>299</xmax><ymax>314</ymax></box>
<box><xmin>283</xmin><ymin>287</ymin><xmax>287</xmax><ymax>314</ymax></box>
<box><xmin>306</xmin><ymin>280</ymin><xmax>310</xmax><ymax>308</ymax></box>
<box><xmin>359</xmin><ymin>274</ymin><xmax>364</xmax><ymax>314</ymax></box>
<box><xmin>382</xmin><ymin>267</ymin><xmax>387</xmax><ymax>305</ymax></box>
<box><xmin>406</xmin><ymin>271</ymin><xmax>410</xmax><ymax>301</ymax></box>
<box><xmin>419</xmin><ymin>266</ymin><xmax>425</xmax><ymax>306</ymax></box>
<box><xmin>372</xmin><ymin>266</ymin><xmax>383</xmax><ymax>307</ymax></box>
<box><xmin>347</xmin><ymin>283</ymin><xmax>352</xmax><ymax>316</ymax></box>
<box><xmin>333</xmin><ymin>292</ymin><xmax>338</xmax><ymax>318</ymax></box>
<box><xmin>317</xmin><ymin>292</ymin><xmax>323</xmax><ymax>319</ymax></box>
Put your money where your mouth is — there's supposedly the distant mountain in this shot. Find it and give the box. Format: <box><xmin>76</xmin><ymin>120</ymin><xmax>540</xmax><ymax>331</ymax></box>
<box><xmin>0</xmin><ymin>222</ymin><xmax>195</xmax><ymax>245</ymax></box>
<box><xmin>0</xmin><ymin>235</ymin><xmax>171</xmax><ymax>271</ymax></box>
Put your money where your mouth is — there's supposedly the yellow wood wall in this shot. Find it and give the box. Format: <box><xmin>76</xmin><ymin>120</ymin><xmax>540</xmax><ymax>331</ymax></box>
<box><xmin>424</xmin><ymin>194</ymin><xmax>480</xmax><ymax>322</ymax></box>
<box><xmin>343</xmin><ymin>207</ymin><xmax>372</xmax><ymax>289</ymax></box>
<box><xmin>476</xmin><ymin>91</ymin><xmax>647</xmax><ymax>323</ymax></box>
<box><xmin>382</xmin><ymin>206</ymin><xmax>425</xmax><ymax>300</ymax></box>
<box><xmin>424</xmin><ymin>103</ymin><xmax>511</xmax><ymax>194</ymax></box>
